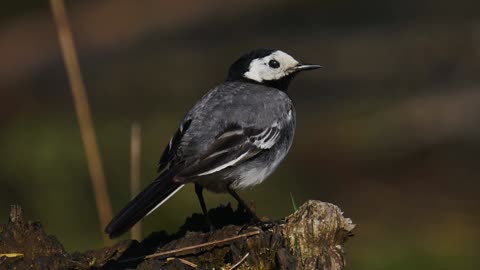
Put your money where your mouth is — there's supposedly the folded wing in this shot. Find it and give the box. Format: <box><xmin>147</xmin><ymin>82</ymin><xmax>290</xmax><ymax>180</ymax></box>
<box><xmin>177</xmin><ymin>122</ymin><xmax>281</xmax><ymax>179</ymax></box>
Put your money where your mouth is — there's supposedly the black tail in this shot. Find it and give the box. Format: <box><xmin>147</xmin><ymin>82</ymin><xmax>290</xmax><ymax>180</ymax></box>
<box><xmin>105</xmin><ymin>172</ymin><xmax>183</xmax><ymax>238</ymax></box>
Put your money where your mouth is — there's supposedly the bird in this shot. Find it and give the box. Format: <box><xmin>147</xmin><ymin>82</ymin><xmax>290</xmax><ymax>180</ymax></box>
<box><xmin>105</xmin><ymin>49</ymin><xmax>321</xmax><ymax>238</ymax></box>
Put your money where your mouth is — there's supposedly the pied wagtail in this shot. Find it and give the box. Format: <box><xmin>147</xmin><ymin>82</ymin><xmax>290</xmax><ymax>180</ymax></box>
<box><xmin>106</xmin><ymin>49</ymin><xmax>321</xmax><ymax>238</ymax></box>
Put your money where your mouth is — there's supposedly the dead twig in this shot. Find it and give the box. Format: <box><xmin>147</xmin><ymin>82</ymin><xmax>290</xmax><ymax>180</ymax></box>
<box><xmin>167</xmin><ymin>257</ymin><xmax>198</xmax><ymax>268</ymax></box>
<box><xmin>229</xmin><ymin>252</ymin><xmax>249</xmax><ymax>270</ymax></box>
<box><xmin>146</xmin><ymin>230</ymin><xmax>260</xmax><ymax>260</ymax></box>
<box><xmin>49</xmin><ymin>0</ymin><xmax>112</xmax><ymax>245</ymax></box>
<box><xmin>120</xmin><ymin>230</ymin><xmax>260</xmax><ymax>263</ymax></box>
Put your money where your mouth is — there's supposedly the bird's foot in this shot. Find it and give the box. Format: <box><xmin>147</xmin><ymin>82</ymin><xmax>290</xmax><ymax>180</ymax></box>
<box><xmin>236</xmin><ymin>201</ymin><xmax>260</xmax><ymax>222</ymax></box>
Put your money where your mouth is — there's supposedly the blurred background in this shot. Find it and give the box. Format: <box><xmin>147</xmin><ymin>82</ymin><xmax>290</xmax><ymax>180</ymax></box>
<box><xmin>1</xmin><ymin>0</ymin><xmax>479</xmax><ymax>269</ymax></box>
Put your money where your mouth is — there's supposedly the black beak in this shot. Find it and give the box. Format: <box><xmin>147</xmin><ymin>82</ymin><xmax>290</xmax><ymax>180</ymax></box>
<box><xmin>293</xmin><ymin>63</ymin><xmax>322</xmax><ymax>72</ymax></box>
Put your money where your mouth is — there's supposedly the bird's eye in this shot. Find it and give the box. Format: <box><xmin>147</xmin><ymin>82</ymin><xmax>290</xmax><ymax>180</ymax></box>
<box><xmin>268</xmin><ymin>59</ymin><xmax>280</xmax><ymax>69</ymax></box>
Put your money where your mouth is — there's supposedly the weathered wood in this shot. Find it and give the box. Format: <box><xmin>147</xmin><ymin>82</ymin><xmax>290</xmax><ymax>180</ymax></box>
<box><xmin>0</xmin><ymin>201</ymin><xmax>355</xmax><ymax>270</ymax></box>
<box><xmin>9</xmin><ymin>205</ymin><xmax>23</xmax><ymax>224</ymax></box>
<box><xmin>282</xmin><ymin>201</ymin><xmax>355</xmax><ymax>270</ymax></box>
<box><xmin>102</xmin><ymin>200</ymin><xmax>355</xmax><ymax>270</ymax></box>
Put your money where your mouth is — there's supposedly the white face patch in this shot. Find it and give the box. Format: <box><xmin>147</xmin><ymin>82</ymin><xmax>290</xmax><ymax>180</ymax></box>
<box><xmin>243</xmin><ymin>50</ymin><xmax>299</xmax><ymax>82</ymax></box>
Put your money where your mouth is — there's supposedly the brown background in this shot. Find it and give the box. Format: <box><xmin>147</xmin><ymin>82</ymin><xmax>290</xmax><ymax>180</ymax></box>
<box><xmin>0</xmin><ymin>1</ymin><xmax>479</xmax><ymax>269</ymax></box>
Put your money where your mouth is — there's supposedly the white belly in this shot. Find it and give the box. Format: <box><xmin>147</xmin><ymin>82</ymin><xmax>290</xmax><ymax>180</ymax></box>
<box><xmin>229</xmin><ymin>148</ymin><xmax>287</xmax><ymax>190</ymax></box>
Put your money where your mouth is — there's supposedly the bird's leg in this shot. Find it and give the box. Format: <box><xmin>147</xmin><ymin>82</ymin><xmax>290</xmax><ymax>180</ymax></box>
<box><xmin>227</xmin><ymin>187</ymin><xmax>260</xmax><ymax>222</ymax></box>
<box><xmin>195</xmin><ymin>183</ymin><xmax>213</xmax><ymax>230</ymax></box>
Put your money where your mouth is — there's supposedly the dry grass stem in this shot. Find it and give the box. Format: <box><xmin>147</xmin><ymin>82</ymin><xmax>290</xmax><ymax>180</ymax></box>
<box><xmin>166</xmin><ymin>257</ymin><xmax>198</xmax><ymax>268</ymax></box>
<box><xmin>49</xmin><ymin>0</ymin><xmax>112</xmax><ymax>245</ymax></box>
<box><xmin>177</xmin><ymin>258</ymin><xmax>198</xmax><ymax>268</ymax></box>
<box><xmin>229</xmin><ymin>252</ymin><xmax>250</xmax><ymax>270</ymax></box>
<box><xmin>130</xmin><ymin>123</ymin><xmax>142</xmax><ymax>240</ymax></box>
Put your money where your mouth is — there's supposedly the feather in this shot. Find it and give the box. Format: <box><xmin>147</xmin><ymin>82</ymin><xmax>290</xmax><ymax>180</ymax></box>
<box><xmin>158</xmin><ymin>119</ymin><xmax>192</xmax><ymax>173</ymax></box>
<box><xmin>177</xmin><ymin>123</ymin><xmax>281</xmax><ymax>179</ymax></box>
<box><xmin>105</xmin><ymin>170</ymin><xmax>182</xmax><ymax>238</ymax></box>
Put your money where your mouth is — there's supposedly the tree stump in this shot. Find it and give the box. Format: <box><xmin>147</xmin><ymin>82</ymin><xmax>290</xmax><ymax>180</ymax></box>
<box><xmin>0</xmin><ymin>201</ymin><xmax>355</xmax><ymax>270</ymax></box>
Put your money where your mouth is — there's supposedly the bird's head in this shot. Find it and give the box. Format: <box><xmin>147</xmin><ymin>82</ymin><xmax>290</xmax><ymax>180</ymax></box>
<box><xmin>226</xmin><ymin>49</ymin><xmax>321</xmax><ymax>91</ymax></box>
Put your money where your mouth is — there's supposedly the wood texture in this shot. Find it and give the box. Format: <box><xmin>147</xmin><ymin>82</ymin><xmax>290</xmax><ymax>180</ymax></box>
<box><xmin>0</xmin><ymin>201</ymin><xmax>355</xmax><ymax>270</ymax></box>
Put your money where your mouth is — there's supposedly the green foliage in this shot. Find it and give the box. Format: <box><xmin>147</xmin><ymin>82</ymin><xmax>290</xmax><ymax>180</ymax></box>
<box><xmin>290</xmin><ymin>193</ymin><xmax>298</xmax><ymax>212</ymax></box>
